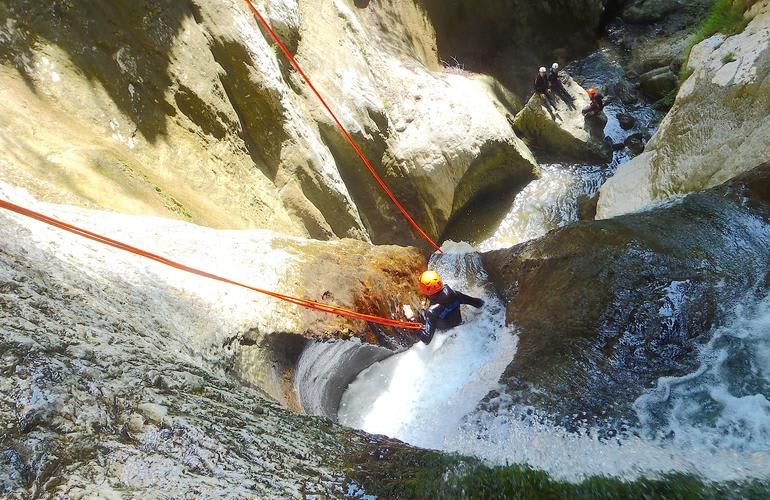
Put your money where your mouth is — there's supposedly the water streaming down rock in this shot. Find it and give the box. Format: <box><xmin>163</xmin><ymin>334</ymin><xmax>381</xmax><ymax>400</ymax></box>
<box><xmin>337</xmin><ymin>38</ymin><xmax>770</xmax><ymax>483</ymax></box>
<box><xmin>339</xmin><ymin>251</ymin><xmax>770</xmax><ymax>483</ymax></box>
<box><xmin>451</xmin><ymin>44</ymin><xmax>664</xmax><ymax>251</ymax></box>
<box><xmin>338</xmin><ymin>243</ymin><xmax>518</xmax><ymax>450</ymax></box>
<box><xmin>340</xmin><ymin>160</ymin><xmax>770</xmax><ymax>484</ymax></box>
<box><xmin>443</xmin><ymin>290</ymin><xmax>770</xmax><ymax>483</ymax></box>
<box><xmin>4</xmin><ymin>0</ymin><xmax>770</xmax><ymax>495</ymax></box>
<box><xmin>478</xmin><ymin>163</ymin><xmax>606</xmax><ymax>251</ymax></box>
<box><xmin>635</xmin><ymin>293</ymin><xmax>770</xmax><ymax>454</ymax></box>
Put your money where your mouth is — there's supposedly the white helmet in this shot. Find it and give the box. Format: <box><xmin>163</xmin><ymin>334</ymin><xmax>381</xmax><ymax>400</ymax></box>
<box><xmin>539</xmin><ymin>66</ymin><xmax>547</xmax><ymax>73</ymax></box>
<box><xmin>552</xmin><ymin>63</ymin><xmax>559</xmax><ymax>70</ymax></box>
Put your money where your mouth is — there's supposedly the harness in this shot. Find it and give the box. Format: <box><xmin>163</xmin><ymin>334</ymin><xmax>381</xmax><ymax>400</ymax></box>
<box><xmin>438</xmin><ymin>300</ymin><xmax>461</xmax><ymax>320</ymax></box>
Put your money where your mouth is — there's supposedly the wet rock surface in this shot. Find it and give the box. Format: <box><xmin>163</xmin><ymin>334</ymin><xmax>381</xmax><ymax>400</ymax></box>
<box><xmin>0</xmin><ymin>181</ymin><xmax>447</xmax><ymax>497</ymax></box>
<box><xmin>0</xmin><ymin>181</ymin><xmax>424</xmax><ymax>411</ymax></box>
<box><xmin>599</xmin><ymin>2</ymin><xmax>770</xmax><ymax>218</ymax></box>
<box><xmin>616</xmin><ymin>112</ymin><xmax>637</xmax><ymax>130</ymax></box>
<box><xmin>482</xmin><ymin>163</ymin><xmax>770</xmax><ymax>428</ymax></box>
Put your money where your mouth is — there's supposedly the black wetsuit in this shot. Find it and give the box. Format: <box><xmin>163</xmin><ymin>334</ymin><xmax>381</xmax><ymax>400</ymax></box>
<box><xmin>534</xmin><ymin>73</ymin><xmax>557</xmax><ymax>110</ymax></box>
<box><xmin>419</xmin><ymin>285</ymin><xmax>484</xmax><ymax>344</ymax></box>
<box><xmin>582</xmin><ymin>93</ymin><xmax>605</xmax><ymax>117</ymax></box>
<box><xmin>534</xmin><ymin>73</ymin><xmax>550</xmax><ymax>95</ymax></box>
<box><xmin>549</xmin><ymin>69</ymin><xmax>574</xmax><ymax>102</ymax></box>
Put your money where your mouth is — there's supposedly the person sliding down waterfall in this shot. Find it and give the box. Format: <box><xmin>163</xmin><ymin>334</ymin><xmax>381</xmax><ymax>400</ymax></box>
<box><xmin>403</xmin><ymin>271</ymin><xmax>484</xmax><ymax>345</ymax></box>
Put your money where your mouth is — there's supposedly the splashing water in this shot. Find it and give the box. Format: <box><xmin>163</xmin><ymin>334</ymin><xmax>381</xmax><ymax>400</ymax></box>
<box><xmin>340</xmin><ymin>44</ymin><xmax>767</xmax><ymax>485</ymax></box>
<box><xmin>459</xmin><ymin>294</ymin><xmax>770</xmax><ymax>483</ymax></box>
<box><xmin>338</xmin><ymin>246</ymin><xmax>518</xmax><ymax>450</ymax></box>
<box><xmin>340</xmin><ymin>253</ymin><xmax>770</xmax><ymax>482</ymax></box>
<box><xmin>635</xmin><ymin>294</ymin><xmax>770</xmax><ymax>453</ymax></box>
<box><xmin>479</xmin><ymin>164</ymin><xmax>607</xmax><ymax>251</ymax></box>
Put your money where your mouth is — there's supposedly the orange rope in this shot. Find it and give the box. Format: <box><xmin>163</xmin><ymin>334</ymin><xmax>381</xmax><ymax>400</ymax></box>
<box><xmin>242</xmin><ymin>0</ymin><xmax>443</xmax><ymax>254</ymax></box>
<box><xmin>0</xmin><ymin>199</ymin><xmax>423</xmax><ymax>330</ymax></box>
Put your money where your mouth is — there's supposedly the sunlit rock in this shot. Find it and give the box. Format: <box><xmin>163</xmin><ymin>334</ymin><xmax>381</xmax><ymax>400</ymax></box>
<box><xmin>598</xmin><ymin>2</ymin><xmax>770</xmax><ymax>219</ymax></box>
<box><xmin>513</xmin><ymin>74</ymin><xmax>611</xmax><ymax>162</ymax></box>
<box><xmin>0</xmin><ymin>0</ymin><xmax>539</xmax><ymax>248</ymax></box>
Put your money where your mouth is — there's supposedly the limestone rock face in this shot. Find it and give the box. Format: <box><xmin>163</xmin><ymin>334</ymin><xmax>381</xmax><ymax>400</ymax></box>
<box><xmin>0</xmin><ymin>181</ymin><xmax>423</xmax><ymax>409</ymax></box>
<box><xmin>513</xmin><ymin>74</ymin><xmax>610</xmax><ymax>161</ymax></box>
<box><xmin>0</xmin><ymin>0</ymin><xmax>538</xmax><ymax>248</ymax></box>
<box><xmin>597</xmin><ymin>1</ymin><xmax>770</xmax><ymax>219</ymax></box>
<box><xmin>0</xmin><ymin>179</ymin><xmax>461</xmax><ymax>497</ymax></box>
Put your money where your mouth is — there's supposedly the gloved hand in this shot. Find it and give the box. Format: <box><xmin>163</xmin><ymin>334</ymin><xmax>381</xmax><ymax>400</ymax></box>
<box><xmin>470</xmin><ymin>298</ymin><xmax>485</xmax><ymax>308</ymax></box>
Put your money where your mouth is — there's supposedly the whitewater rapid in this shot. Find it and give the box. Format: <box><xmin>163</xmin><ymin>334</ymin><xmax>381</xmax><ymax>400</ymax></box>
<box><xmin>336</xmin><ymin>44</ymin><xmax>770</xmax><ymax>484</ymax></box>
<box><xmin>338</xmin><ymin>242</ymin><xmax>518</xmax><ymax>449</ymax></box>
<box><xmin>339</xmin><ymin>242</ymin><xmax>770</xmax><ymax>483</ymax></box>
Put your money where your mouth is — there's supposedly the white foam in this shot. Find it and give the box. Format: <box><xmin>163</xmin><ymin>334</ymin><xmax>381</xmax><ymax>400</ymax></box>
<box><xmin>339</xmin><ymin>242</ymin><xmax>770</xmax><ymax>483</ymax></box>
<box><xmin>480</xmin><ymin>164</ymin><xmax>606</xmax><ymax>251</ymax></box>
<box><xmin>338</xmin><ymin>250</ymin><xmax>518</xmax><ymax>450</ymax></box>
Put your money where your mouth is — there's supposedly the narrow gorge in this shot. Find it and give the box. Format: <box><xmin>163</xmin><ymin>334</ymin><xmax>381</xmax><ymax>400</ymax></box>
<box><xmin>2</xmin><ymin>0</ymin><xmax>769</xmax><ymax>498</ymax></box>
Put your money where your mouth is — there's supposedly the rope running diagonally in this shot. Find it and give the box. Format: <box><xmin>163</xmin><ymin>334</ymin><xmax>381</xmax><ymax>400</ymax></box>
<box><xmin>242</xmin><ymin>0</ymin><xmax>443</xmax><ymax>253</ymax></box>
<box><xmin>0</xmin><ymin>199</ymin><xmax>424</xmax><ymax>330</ymax></box>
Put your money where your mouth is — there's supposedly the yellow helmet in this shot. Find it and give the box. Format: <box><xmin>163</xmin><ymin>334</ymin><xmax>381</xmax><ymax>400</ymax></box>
<box><xmin>419</xmin><ymin>270</ymin><xmax>444</xmax><ymax>296</ymax></box>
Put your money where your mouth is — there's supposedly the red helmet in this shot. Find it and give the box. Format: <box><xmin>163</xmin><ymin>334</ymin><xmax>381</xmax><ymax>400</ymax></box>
<box><xmin>419</xmin><ymin>271</ymin><xmax>444</xmax><ymax>296</ymax></box>
<box><xmin>587</xmin><ymin>88</ymin><xmax>597</xmax><ymax>97</ymax></box>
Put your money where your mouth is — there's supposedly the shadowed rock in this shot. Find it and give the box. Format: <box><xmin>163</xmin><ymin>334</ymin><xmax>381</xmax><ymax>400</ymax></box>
<box><xmin>482</xmin><ymin>163</ymin><xmax>770</xmax><ymax>429</ymax></box>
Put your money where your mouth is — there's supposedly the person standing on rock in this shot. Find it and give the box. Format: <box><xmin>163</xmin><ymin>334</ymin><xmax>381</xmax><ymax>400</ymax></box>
<box><xmin>534</xmin><ymin>66</ymin><xmax>557</xmax><ymax>117</ymax></box>
<box><xmin>403</xmin><ymin>271</ymin><xmax>484</xmax><ymax>345</ymax></box>
<box><xmin>549</xmin><ymin>63</ymin><xmax>575</xmax><ymax>108</ymax></box>
<box><xmin>582</xmin><ymin>87</ymin><xmax>608</xmax><ymax>139</ymax></box>
<box><xmin>582</xmin><ymin>87</ymin><xmax>605</xmax><ymax>118</ymax></box>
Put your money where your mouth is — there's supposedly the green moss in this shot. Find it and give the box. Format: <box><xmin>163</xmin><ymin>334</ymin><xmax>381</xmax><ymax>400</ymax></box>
<box><xmin>348</xmin><ymin>449</ymin><xmax>770</xmax><ymax>499</ymax></box>
<box><xmin>654</xmin><ymin>89</ymin><xmax>678</xmax><ymax>110</ymax></box>
<box><xmin>680</xmin><ymin>0</ymin><xmax>755</xmax><ymax>82</ymax></box>
<box><xmin>721</xmin><ymin>51</ymin><xmax>738</xmax><ymax>64</ymax></box>
<box><xmin>680</xmin><ymin>66</ymin><xmax>695</xmax><ymax>82</ymax></box>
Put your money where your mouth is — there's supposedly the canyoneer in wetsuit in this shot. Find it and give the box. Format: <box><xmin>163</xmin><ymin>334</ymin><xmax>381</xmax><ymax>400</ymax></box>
<box><xmin>406</xmin><ymin>271</ymin><xmax>484</xmax><ymax>345</ymax></box>
<box><xmin>549</xmin><ymin>63</ymin><xmax>575</xmax><ymax>106</ymax></box>
<box><xmin>582</xmin><ymin>87</ymin><xmax>605</xmax><ymax>118</ymax></box>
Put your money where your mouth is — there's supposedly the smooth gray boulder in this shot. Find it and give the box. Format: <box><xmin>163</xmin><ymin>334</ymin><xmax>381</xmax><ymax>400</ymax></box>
<box><xmin>622</xmin><ymin>0</ymin><xmax>686</xmax><ymax>23</ymax></box>
<box><xmin>482</xmin><ymin>163</ymin><xmax>770</xmax><ymax>429</ymax></box>
<box><xmin>639</xmin><ymin>66</ymin><xmax>679</xmax><ymax>99</ymax></box>
<box><xmin>513</xmin><ymin>74</ymin><xmax>611</xmax><ymax>162</ymax></box>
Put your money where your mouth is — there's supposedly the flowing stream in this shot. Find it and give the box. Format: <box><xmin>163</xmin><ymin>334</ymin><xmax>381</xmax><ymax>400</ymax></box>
<box><xmin>338</xmin><ymin>44</ymin><xmax>770</xmax><ymax>483</ymax></box>
<box><xmin>338</xmin><ymin>243</ymin><xmax>517</xmax><ymax>450</ymax></box>
<box><xmin>340</xmin><ymin>243</ymin><xmax>770</xmax><ymax>482</ymax></box>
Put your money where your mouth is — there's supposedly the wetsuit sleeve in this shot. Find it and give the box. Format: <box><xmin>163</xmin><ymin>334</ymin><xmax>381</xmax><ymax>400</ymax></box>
<box><xmin>456</xmin><ymin>291</ymin><xmax>484</xmax><ymax>308</ymax></box>
<box><xmin>420</xmin><ymin>310</ymin><xmax>437</xmax><ymax>344</ymax></box>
